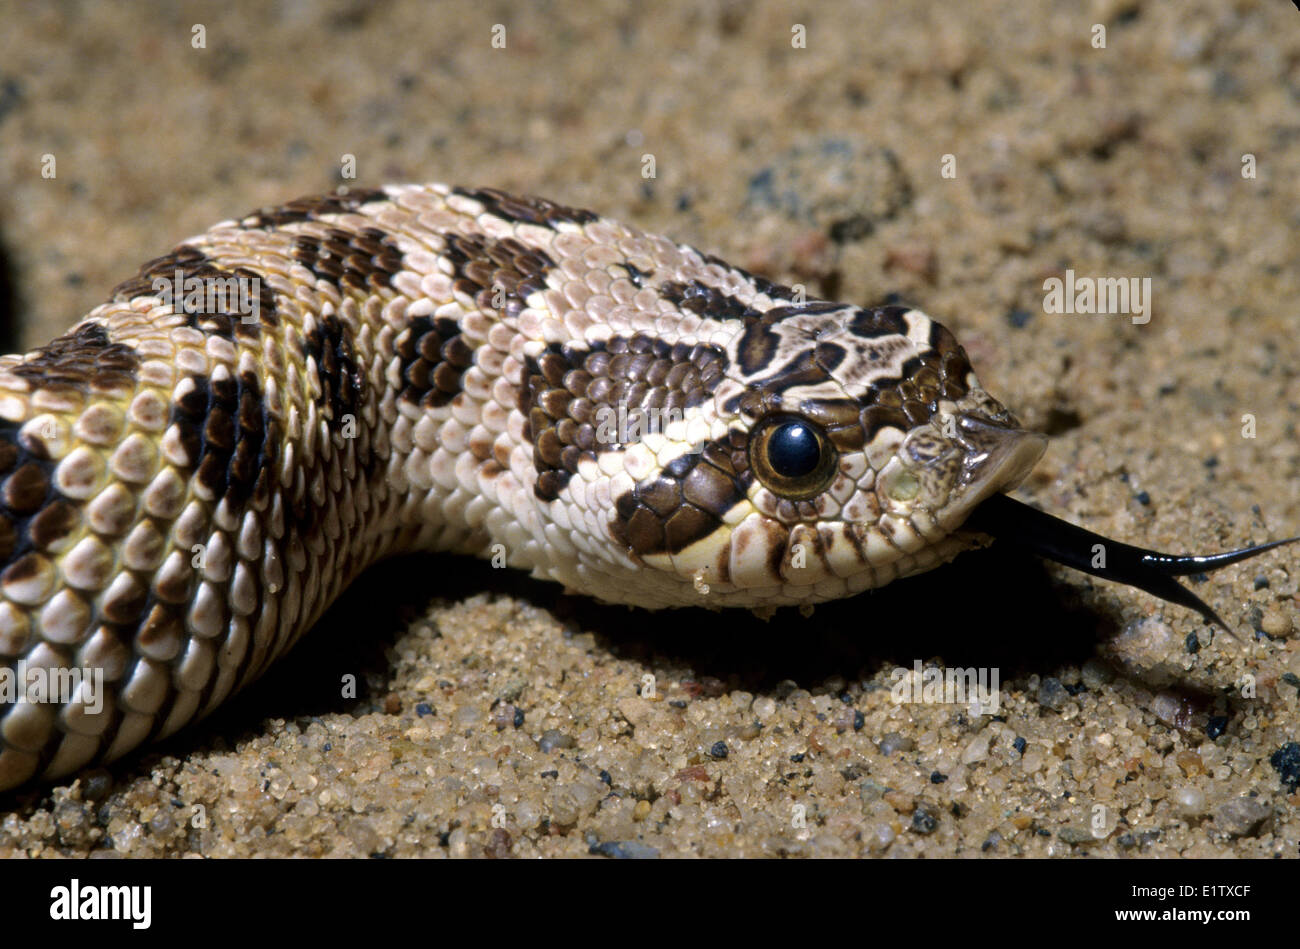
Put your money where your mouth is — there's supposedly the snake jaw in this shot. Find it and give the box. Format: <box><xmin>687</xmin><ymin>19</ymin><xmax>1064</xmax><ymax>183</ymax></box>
<box><xmin>932</xmin><ymin>417</ymin><xmax>1048</xmax><ymax>533</ymax></box>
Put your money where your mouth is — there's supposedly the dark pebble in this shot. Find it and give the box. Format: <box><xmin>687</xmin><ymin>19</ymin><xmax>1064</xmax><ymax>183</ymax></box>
<box><xmin>1206</xmin><ymin>716</ymin><xmax>1229</xmax><ymax>739</ymax></box>
<box><xmin>589</xmin><ymin>839</ymin><xmax>660</xmax><ymax>859</ymax></box>
<box><xmin>1036</xmin><ymin>677</ymin><xmax>1068</xmax><ymax>710</ymax></box>
<box><xmin>911</xmin><ymin>808</ymin><xmax>938</xmax><ymax>834</ymax></box>
<box><xmin>1007</xmin><ymin>309</ymin><xmax>1032</xmax><ymax>329</ymax></box>
<box><xmin>1185</xmin><ymin>632</ymin><xmax>1200</xmax><ymax>654</ymax></box>
<box><xmin>790</xmin><ymin>753</ymin><xmax>805</xmax><ymax>763</ymax></box>
<box><xmin>1269</xmin><ymin>742</ymin><xmax>1300</xmax><ymax>792</ymax></box>
<box><xmin>599</xmin><ymin>770</ymin><xmax>612</xmax><ymax>786</ymax></box>
<box><xmin>415</xmin><ymin>703</ymin><xmax>433</xmax><ymax>717</ymax></box>
<box><xmin>708</xmin><ymin>741</ymin><xmax>729</xmax><ymax>760</ymax></box>
<box><xmin>1135</xmin><ymin>490</ymin><xmax>1151</xmax><ymax>505</ymax></box>
<box><xmin>853</xmin><ymin>710</ymin><xmax>865</xmax><ymax>731</ymax></box>
<box><xmin>1254</xmin><ymin>575</ymin><xmax>1270</xmax><ymax>590</ymax></box>
<box><xmin>513</xmin><ymin>708</ymin><xmax>525</xmax><ymax>728</ymax></box>
<box><xmin>930</xmin><ymin>771</ymin><xmax>947</xmax><ymax>784</ymax></box>
<box><xmin>1013</xmin><ymin>737</ymin><xmax>1027</xmax><ymax>754</ymax></box>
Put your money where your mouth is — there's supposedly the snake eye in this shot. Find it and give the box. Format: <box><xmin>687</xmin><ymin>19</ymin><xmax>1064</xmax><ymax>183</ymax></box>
<box><xmin>749</xmin><ymin>415</ymin><xmax>839</xmax><ymax>500</ymax></box>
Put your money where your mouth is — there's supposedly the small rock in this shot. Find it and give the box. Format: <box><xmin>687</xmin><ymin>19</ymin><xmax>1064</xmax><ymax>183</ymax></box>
<box><xmin>1214</xmin><ymin>797</ymin><xmax>1271</xmax><ymax>837</ymax></box>
<box><xmin>589</xmin><ymin>839</ymin><xmax>660</xmax><ymax>859</ymax></box>
<box><xmin>1057</xmin><ymin>826</ymin><xmax>1099</xmax><ymax>844</ymax></box>
<box><xmin>1269</xmin><ymin>742</ymin><xmax>1300</xmax><ymax>792</ymax></box>
<box><xmin>911</xmin><ymin>808</ymin><xmax>938</xmax><ymax>834</ymax></box>
<box><xmin>878</xmin><ymin>732</ymin><xmax>914</xmax><ymax>756</ymax></box>
<box><xmin>1151</xmin><ymin>691</ymin><xmax>1181</xmax><ymax>726</ymax></box>
<box><xmin>707</xmin><ymin>741</ymin><xmax>729</xmax><ymax>760</ymax></box>
<box><xmin>1173</xmin><ymin>786</ymin><xmax>1207</xmax><ymax>817</ymax></box>
<box><xmin>1261</xmin><ymin>607</ymin><xmax>1293</xmax><ymax>638</ymax></box>
<box><xmin>1036</xmin><ymin>677</ymin><xmax>1068</xmax><ymax>710</ymax></box>
<box><xmin>538</xmin><ymin>729</ymin><xmax>575</xmax><ymax>753</ymax></box>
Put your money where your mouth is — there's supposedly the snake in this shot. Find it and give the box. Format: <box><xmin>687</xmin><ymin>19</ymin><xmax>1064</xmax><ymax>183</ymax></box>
<box><xmin>0</xmin><ymin>182</ymin><xmax>1292</xmax><ymax>792</ymax></box>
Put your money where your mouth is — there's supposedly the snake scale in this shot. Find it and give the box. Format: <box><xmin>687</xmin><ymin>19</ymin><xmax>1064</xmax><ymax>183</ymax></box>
<box><xmin>0</xmin><ymin>183</ymin><xmax>1291</xmax><ymax>792</ymax></box>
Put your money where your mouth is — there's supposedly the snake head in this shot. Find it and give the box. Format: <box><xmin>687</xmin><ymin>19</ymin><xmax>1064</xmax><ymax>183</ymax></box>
<box><xmin>605</xmin><ymin>303</ymin><xmax>1046</xmax><ymax>607</ymax></box>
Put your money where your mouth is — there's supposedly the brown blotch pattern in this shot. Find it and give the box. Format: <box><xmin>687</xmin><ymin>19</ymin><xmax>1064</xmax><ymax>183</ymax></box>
<box><xmin>522</xmin><ymin>334</ymin><xmax>729</xmax><ymax>502</ymax></box>
<box><xmin>697</xmin><ymin>251</ymin><xmax>801</xmax><ymax>303</ymax></box>
<box><xmin>441</xmin><ymin>232</ymin><xmax>555</xmax><ymax>321</ymax></box>
<box><xmin>395</xmin><ymin>315</ymin><xmax>473</xmax><ymax>409</ymax></box>
<box><xmin>241</xmin><ymin>186</ymin><xmax>390</xmax><ymax>229</ymax></box>
<box><xmin>451</xmin><ymin>185</ymin><xmax>599</xmax><ymax>229</ymax></box>
<box><xmin>0</xmin><ymin>419</ymin><xmax>60</xmax><ymax>562</ymax></box>
<box><xmin>10</xmin><ymin>323</ymin><xmax>138</xmax><ymax>395</ymax></box>
<box><xmin>301</xmin><ymin>313</ymin><xmax>365</xmax><ymax>428</ymax></box>
<box><xmin>168</xmin><ymin>370</ymin><xmax>271</xmax><ymax>507</ymax></box>
<box><xmin>111</xmin><ymin>245</ymin><xmax>280</xmax><ymax>340</ymax></box>
<box><xmin>659</xmin><ymin>279</ymin><xmax>763</xmax><ymax>323</ymax></box>
<box><xmin>851</xmin><ymin>307</ymin><xmax>972</xmax><ymax>436</ymax></box>
<box><xmin>292</xmin><ymin>226</ymin><xmax>404</xmax><ymax>295</ymax></box>
<box><xmin>611</xmin><ymin>430</ymin><xmax>751</xmax><ymax>557</ymax></box>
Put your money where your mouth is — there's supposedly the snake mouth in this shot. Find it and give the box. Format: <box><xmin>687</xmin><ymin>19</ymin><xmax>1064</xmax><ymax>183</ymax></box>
<box><xmin>962</xmin><ymin>492</ymin><xmax>1299</xmax><ymax>630</ymax></box>
<box><xmin>934</xmin><ymin>417</ymin><xmax>1048</xmax><ymax>531</ymax></box>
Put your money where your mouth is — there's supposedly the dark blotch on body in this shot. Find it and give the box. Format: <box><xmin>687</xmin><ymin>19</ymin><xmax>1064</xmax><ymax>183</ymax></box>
<box><xmin>522</xmin><ymin>334</ymin><xmax>729</xmax><ymax>502</ymax></box>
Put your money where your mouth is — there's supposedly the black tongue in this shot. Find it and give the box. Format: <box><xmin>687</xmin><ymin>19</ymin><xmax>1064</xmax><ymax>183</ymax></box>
<box><xmin>963</xmin><ymin>493</ymin><xmax>1298</xmax><ymax>629</ymax></box>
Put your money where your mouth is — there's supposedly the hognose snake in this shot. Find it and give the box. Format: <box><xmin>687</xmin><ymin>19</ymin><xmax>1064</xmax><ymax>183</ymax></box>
<box><xmin>0</xmin><ymin>183</ymin><xmax>1291</xmax><ymax>791</ymax></box>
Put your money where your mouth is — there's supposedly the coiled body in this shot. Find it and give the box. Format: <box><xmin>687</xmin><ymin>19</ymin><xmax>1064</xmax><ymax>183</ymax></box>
<box><xmin>0</xmin><ymin>184</ymin><xmax>1044</xmax><ymax>789</ymax></box>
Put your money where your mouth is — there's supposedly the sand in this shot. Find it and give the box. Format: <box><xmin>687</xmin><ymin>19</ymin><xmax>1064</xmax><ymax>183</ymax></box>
<box><xmin>0</xmin><ymin>0</ymin><xmax>1297</xmax><ymax>857</ymax></box>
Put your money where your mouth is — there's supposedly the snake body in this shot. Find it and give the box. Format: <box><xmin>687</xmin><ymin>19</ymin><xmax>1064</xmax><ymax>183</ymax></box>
<box><xmin>0</xmin><ymin>183</ymin><xmax>1280</xmax><ymax>791</ymax></box>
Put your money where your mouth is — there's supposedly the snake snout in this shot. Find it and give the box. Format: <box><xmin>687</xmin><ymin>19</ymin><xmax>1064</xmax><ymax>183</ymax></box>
<box><xmin>935</xmin><ymin>417</ymin><xmax>1047</xmax><ymax>531</ymax></box>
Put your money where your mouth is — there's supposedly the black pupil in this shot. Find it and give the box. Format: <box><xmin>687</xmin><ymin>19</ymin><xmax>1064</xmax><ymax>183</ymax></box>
<box><xmin>768</xmin><ymin>422</ymin><xmax>821</xmax><ymax>478</ymax></box>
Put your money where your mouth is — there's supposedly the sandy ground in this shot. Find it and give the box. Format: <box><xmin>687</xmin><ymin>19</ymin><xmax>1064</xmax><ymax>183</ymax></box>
<box><xmin>0</xmin><ymin>0</ymin><xmax>1297</xmax><ymax>857</ymax></box>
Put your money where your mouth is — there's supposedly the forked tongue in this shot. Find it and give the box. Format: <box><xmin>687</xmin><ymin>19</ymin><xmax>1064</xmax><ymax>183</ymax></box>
<box><xmin>963</xmin><ymin>493</ymin><xmax>1298</xmax><ymax>630</ymax></box>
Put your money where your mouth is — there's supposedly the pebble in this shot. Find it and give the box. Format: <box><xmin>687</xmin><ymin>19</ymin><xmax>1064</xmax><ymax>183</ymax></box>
<box><xmin>1151</xmin><ymin>691</ymin><xmax>1181</xmax><ymax>726</ymax></box>
<box><xmin>1260</xmin><ymin>607</ymin><xmax>1293</xmax><ymax>638</ymax></box>
<box><xmin>1057</xmin><ymin>826</ymin><xmax>1099</xmax><ymax>844</ymax></box>
<box><xmin>1269</xmin><ymin>742</ymin><xmax>1300</xmax><ymax>792</ymax></box>
<box><xmin>707</xmin><ymin>741</ymin><xmax>729</xmax><ymax>760</ymax></box>
<box><xmin>962</xmin><ymin>730</ymin><xmax>993</xmax><ymax>764</ymax></box>
<box><xmin>1175</xmin><ymin>750</ymin><xmax>1205</xmax><ymax>776</ymax></box>
<box><xmin>867</xmin><ymin>822</ymin><xmax>896</xmax><ymax>852</ymax></box>
<box><xmin>1214</xmin><ymin>797</ymin><xmax>1271</xmax><ymax>837</ymax></box>
<box><xmin>1172</xmin><ymin>786</ymin><xmax>1206</xmax><ymax>816</ymax></box>
<box><xmin>589</xmin><ymin>839</ymin><xmax>660</xmax><ymax>859</ymax></box>
<box><xmin>538</xmin><ymin>729</ymin><xmax>575</xmax><ymax>753</ymax></box>
<box><xmin>878</xmin><ymin>732</ymin><xmax>914</xmax><ymax>756</ymax></box>
<box><xmin>1036</xmin><ymin>677</ymin><xmax>1068</xmax><ymax>710</ymax></box>
<box><xmin>911</xmin><ymin>808</ymin><xmax>938</xmax><ymax>834</ymax></box>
